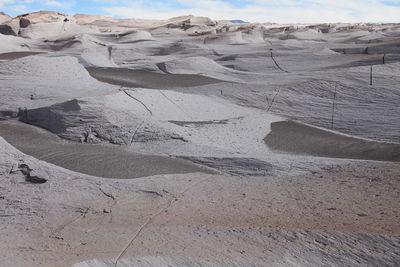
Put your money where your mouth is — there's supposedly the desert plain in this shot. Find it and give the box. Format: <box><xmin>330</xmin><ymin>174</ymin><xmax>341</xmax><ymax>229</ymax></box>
<box><xmin>0</xmin><ymin>10</ymin><xmax>400</xmax><ymax>267</ymax></box>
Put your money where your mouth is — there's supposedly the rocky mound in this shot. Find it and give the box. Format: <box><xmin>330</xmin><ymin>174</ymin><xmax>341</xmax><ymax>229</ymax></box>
<box><xmin>0</xmin><ymin>11</ymin><xmax>72</xmax><ymax>36</ymax></box>
<box><xmin>17</xmin><ymin>11</ymin><xmax>68</xmax><ymax>23</ymax></box>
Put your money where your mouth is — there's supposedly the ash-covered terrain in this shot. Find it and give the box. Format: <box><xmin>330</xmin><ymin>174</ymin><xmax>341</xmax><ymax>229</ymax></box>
<box><xmin>0</xmin><ymin>11</ymin><xmax>399</xmax><ymax>267</ymax></box>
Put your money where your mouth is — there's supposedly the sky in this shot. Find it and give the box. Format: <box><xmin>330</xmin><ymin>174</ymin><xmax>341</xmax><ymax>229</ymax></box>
<box><xmin>0</xmin><ymin>0</ymin><xmax>399</xmax><ymax>23</ymax></box>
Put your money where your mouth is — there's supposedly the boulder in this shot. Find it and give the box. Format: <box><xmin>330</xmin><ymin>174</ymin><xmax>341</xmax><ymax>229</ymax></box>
<box><xmin>0</xmin><ymin>24</ymin><xmax>17</xmax><ymax>36</ymax></box>
<box><xmin>19</xmin><ymin>18</ymin><xmax>31</xmax><ymax>28</ymax></box>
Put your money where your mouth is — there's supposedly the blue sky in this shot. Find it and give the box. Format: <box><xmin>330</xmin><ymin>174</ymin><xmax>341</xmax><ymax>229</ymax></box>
<box><xmin>1</xmin><ymin>0</ymin><xmax>399</xmax><ymax>23</ymax></box>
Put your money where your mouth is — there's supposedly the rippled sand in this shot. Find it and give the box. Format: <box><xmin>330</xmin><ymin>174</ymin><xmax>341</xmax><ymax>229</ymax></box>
<box><xmin>0</xmin><ymin>120</ymin><xmax>214</xmax><ymax>178</ymax></box>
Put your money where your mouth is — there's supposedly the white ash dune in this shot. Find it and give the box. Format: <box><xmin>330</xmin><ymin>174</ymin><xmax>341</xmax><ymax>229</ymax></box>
<box><xmin>73</xmin><ymin>14</ymin><xmax>216</xmax><ymax>33</ymax></box>
<box><xmin>81</xmin><ymin>47</ymin><xmax>117</xmax><ymax>68</ymax></box>
<box><xmin>150</xmin><ymin>25</ymin><xmax>188</xmax><ymax>37</ymax></box>
<box><xmin>75</xmin><ymin>34</ymin><xmax>117</xmax><ymax>67</ymax></box>
<box><xmin>280</xmin><ymin>38</ymin><xmax>308</xmax><ymax>48</ymax></box>
<box><xmin>92</xmin><ymin>30</ymin><xmax>156</xmax><ymax>45</ymax></box>
<box><xmin>114</xmin><ymin>30</ymin><xmax>154</xmax><ymax>43</ymax></box>
<box><xmin>74</xmin><ymin>14</ymin><xmax>120</xmax><ymax>25</ymax></box>
<box><xmin>185</xmin><ymin>24</ymin><xmax>216</xmax><ymax>36</ymax></box>
<box><xmin>19</xmin><ymin>89</ymin><xmax>281</xmax><ymax>159</ymax></box>
<box><xmin>158</xmin><ymin>56</ymin><xmax>246</xmax><ymax>82</ymax></box>
<box><xmin>241</xmin><ymin>26</ymin><xmax>266</xmax><ymax>43</ymax></box>
<box><xmin>288</xmin><ymin>28</ymin><xmax>328</xmax><ymax>41</ymax></box>
<box><xmin>0</xmin><ymin>11</ymin><xmax>96</xmax><ymax>38</ymax></box>
<box><xmin>10</xmin><ymin>11</ymin><xmax>99</xmax><ymax>40</ymax></box>
<box><xmin>210</xmin><ymin>68</ymin><xmax>400</xmax><ymax>143</ymax></box>
<box><xmin>0</xmin><ymin>55</ymin><xmax>115</xmax><ymax>117</ymax></box>
<box><xmin>330</xmin><ymin>31</ymin><xmax>400</xmax><ymax>55</ymax></box>
<box><xmin>17</xmin><ymin>11</ymin><xmax>68</xmax><ymax>24</ymax></box>
<box><xmin>73</xmin><ymin>14</ymin><xmax>164</xmax><ymax>30</ymax></box>
<box><xmin>213</xmin><ymin>49</ymin><xmax>281</xmax><ymax>73</ymax></box>
<box><xmin>205</xmin><ymin>31</ymin><xmax>248</xmax><ymax>45</ymax></box>
<box><xmin>357</xmin><ymin>31</ymin><xmax>387</xmax><ymax>43</ymax></box>
<box><xmin>18</xmin><ymin>18</ymin><xmax>99</xmax><ymax>40</ymax></box>
<box><xmin>0</xmin><ymin>34</ymin><xmax>33</xmax><ymax>53</ymax></box>
<box><xmin>149</xmin><ymin>15</ymin><xmax>217</xmax><ymax>36</ymax></box>
<box><xmin>108</xmin><ymin>40</ymin><xmax>217</xmax><ymax>70</ymax></box>
<box><xmin>167</xmin><ymin>15</ymin><xmax>216</xmax><ymax>26</ymax></box>
<box><xmin>27</xmin><ymin>33</ymin><xmax>118</xmax><ymax>67</ymax></box>
<box><xmin>41</xmin><ymin>33</ymin><xmax>107</xmax><ymax>51</ymax></box>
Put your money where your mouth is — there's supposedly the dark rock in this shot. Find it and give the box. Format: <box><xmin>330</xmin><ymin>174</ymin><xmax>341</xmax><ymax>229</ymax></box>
<box><xmin>26</xmin><ymin>175</ymin><xmax>47</xmax><ymax>184</ymax></box>
<box><xmin>18</xmin><ymin>164</ymin><xmax>33</xmax><ymax>176</ymax></box>
<box><xmin>19</xmin><ymin>18</ymin><xmax>31</xmax><ymax>28</ymax></box>
<box><xmin>18</xmin><ymin>164</ymin><xmax>47</xmax><ymax>184</ymax></box>
<box><xmin>0</xmin><ymin>110</ymin><xmax>19</xmax><ymax>120</ymax></box>
<box><xmin>0</xmin><ymin>24</ymin><xmax>17</xmax><ymax>36</ymax></box>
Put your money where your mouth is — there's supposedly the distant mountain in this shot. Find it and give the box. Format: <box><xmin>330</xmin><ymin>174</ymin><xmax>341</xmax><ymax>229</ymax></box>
<box><xmin>229</xmin><ymin>20</ymin><xmax>249</xmax><ymax>24</ymax></box>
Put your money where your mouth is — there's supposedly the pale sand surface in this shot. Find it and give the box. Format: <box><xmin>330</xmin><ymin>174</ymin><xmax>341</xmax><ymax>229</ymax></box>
<box><xmin>0</xmin><ymin>136</ymin><xmax>399</xmax><ymax>266</ymax></box>
<box><xmin>0</xmin><ymin>11</ymin><xmax>400</xmax><ymax>267</ymax></box>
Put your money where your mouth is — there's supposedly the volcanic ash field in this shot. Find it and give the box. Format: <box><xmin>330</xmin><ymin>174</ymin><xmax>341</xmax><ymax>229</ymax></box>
<box><xmin>0</xmin><ymin>11</ymin><xmax>400</xmax><ymax>267</ymax></box>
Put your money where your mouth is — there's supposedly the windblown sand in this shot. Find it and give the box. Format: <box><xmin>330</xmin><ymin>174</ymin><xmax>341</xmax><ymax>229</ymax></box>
<box><xmin>86</xmin><ymin>67</ymin><xmax>223</xmax><ymax>89</ymax></box>
<box><xmin>265</xmin><ymin>120</ymin><xmax>400</xmax><ymax>162</ymax></box>
<box><xmin>0</xmin><ymin>120</ymin><xmax>214</xmax><ymax>178</ymax></box>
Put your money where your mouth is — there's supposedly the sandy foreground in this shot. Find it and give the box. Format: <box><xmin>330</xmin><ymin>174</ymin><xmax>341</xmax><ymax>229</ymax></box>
<box><xmin>0</xmin><ymin>11</ymin><xmax>400</xmax><ymax>267</ymax></box>
<box><xmin>1</xmin><ymin>136</ymin><xmax>400</xmax><ymax>266</ymax></box>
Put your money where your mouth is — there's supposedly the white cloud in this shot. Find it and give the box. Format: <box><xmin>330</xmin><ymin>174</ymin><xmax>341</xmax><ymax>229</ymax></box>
<box><xmin>0</xmin><ymin>0</ymin><xmax>15</xmax><ymax>9</ymax></box>
<box><xmin>104</xmin><ymin>0</ymin><xmax>400</xmax><ymax>23</ymax></box>
<box><xmin>1</xmin><ymin>0</ymin><xmax>399</xmax><ymax>23</ymax></box>
<box><xmin>11</xmin><ymin>4</ymin><xmax>28</xmax><ymax>13</ymax></box>
<box><xmin>46</xmin><ymin>0</ymin><xmax>62</xmax><ymax>6</ymax></box>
